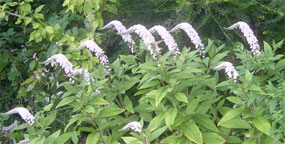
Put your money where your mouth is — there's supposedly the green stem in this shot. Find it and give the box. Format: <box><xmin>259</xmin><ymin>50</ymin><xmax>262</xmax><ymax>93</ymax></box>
<box><xmin>89</xmin><ymin>115</ymin><xmax>106</xmax><ymax>144</ymax></box>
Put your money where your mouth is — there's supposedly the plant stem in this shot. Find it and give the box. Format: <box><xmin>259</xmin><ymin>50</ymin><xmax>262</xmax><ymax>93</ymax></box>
<box><xmin>90</xmin><ymin>116</ymin><xmax>106</xmax><ymax>144</ymax></box>
<box><xmin>142</xmin><ymin>133</ymin><xmax>149</xmax><ymax>144</ymax></box>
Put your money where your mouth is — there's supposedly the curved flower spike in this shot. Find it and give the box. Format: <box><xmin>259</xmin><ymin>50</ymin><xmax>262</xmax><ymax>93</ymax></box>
<box><xmin>149</xmin><ymin>25</ymin><xmax>181</xmax><ymax>57</ymax></box>
<box><xmin>5</xmin><ymin>107</ymin><xmax>35</xmax><ymax>125</ymax></box>
<box><xmin>44</xmin><ymin>54</ymin><xmax>74</xmax><ymax>75</ymax></box>
<box><xmin>118</xmin><ymin>24</ymin><xmax>161</xmax><ymax>59</ymax></box>
<box><xmin>101</xmin><ymin>20</ymin><xmax>136</xmax><ymax>53</ymax></box>
<box><xmin>77</xmin><ymin>40</ymin><xmax>110</xmax><ymax>70</ymax></box>
<box><xmin>213</xmin><ymin>62</ymin><xmax>239</xmax><ymax>82</ymax></box>
<box><xmin>170</xmin><ymin>22</ymin><xmax>205</xmax><ymax>57</ymax></box>
<box><xmin>226</xmin><ymin>21</ymin><xmax>261</xmax><ymax>56</ymax></box>
<box><xmin>121</xmin><ymin>121</ymin><xmax>142</xmax><ymax>133</ymax></box>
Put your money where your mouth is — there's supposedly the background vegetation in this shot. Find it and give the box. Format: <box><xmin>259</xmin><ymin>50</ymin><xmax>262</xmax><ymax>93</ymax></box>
<box><xmin>0</xmin><ymin>0</ymin><xmax>284</xmax><ymax>143</ymax></box>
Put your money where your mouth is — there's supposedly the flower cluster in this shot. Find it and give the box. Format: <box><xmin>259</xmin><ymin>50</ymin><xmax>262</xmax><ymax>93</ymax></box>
<box><xmin>121</xmin><ymin>121</ymin><xmax>142</xmax><ymax>133</ymax></box>
<box><xmin>213</xmin><ymin>62</ymin><xmax>239</xmax><ymax>82</ymax></box>
<box><xmin>5</xmin><ymin>107</ymin><xmax>35</xmax><ymax>125</ymax></box>
<box><xmin>226</xmin><ymin>21</ymin><xmax>261</xmax><ymax>56</ymax></box>
<box><xmin>77</xmin><ymin>40</ymin><xmax>110</xmax><ymax>70</ymax></box>
<box><xmin>101</xmin><ymin>20</ymin><xmax>136</xmax><ymax>53</ymax></box>
<box><xmin>44</xmin><ymin>54</ymin><xmax>74</xmax><ymax>75</ymax></box>
<box><xmin>74</xmin><ymin>68</ymin><xmax>93</xmax><ymax>84</ymax></box>
<box><xmin>118</xmin><ymin>24</ymin><xmax>161</xmax><ymax>59</ymax></box>
<box><xmin>170</xmin><ymin>22</ymin><xmax>205</xmax><ymax>57</ymax></box>
<box><xmin>149</xmin><ymin>25</ymin><xmax>180</xmax><ymax>57</ymax></box>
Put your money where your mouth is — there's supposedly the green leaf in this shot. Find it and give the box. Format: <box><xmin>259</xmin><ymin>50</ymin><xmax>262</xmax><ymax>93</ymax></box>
<box><xmin>263</xmin><ymin>41</ymin><xmax>273</xmax><ymax>56</ymax></box>
<box><xmin>0</xmin><ymin>52</ymin><xmax>8</xmax><ymax>71</ymax></box>
<box><xmin>11</xmin><ymin>123</ymin><xmax>29</xmax><ymax>131</ymax></box>
<box><xmin>60</xmin><ymin>82</ymin><xmax>78</xmax><ymax>94</ymax></box>
<box><xmin>55</xmin><ymin>132</ymin><xmax>73</xmax><ymax>144</ymax></box>
<box><xmin>86</xmin><ymin>132</ymin><xmax>99</xmax><ymax>144</ymax></box>
<box><xmin>120</xmin><ymin>55</ymin><xmax>137</xmax><ymax>65</ymax></box>
<box><xmin>99</xmin><ymin>107</ymin><xmax>124</xmax><ymax>118</ymax></box>
<box><xmin>45</xmin><ymin>130</ymin><xmax>61</xmax><ymax>144</ymax></box>
<box><xmin>45</xmin><ymin>26</ymin><xmax>54</xmax><ymax>34</ymax></box>
<box><xmin>124</xmin><ymin>96</ymin><xmax>134</xmax><ymax>113</ymax></box>
<box><xmin>276</xmin><ymin>59</ymin><xmax>285</xmax><ymax>70</ymax></box>
<box><xmin>175</xmin><ymin>93</ymin><xmax>188</xmax><ymax>103</ymax></box>
<box><xmin>90</xmin><ymin>96</ymin><xmax>109</xmax><ymax>105</ymax></box>
<box><xmin>83</xmin><ymin>105</ymin><xmax>96</xmax><ymax>113</ymax></box>
<box><xmin>147</xmin><ymin>113</ymin><xmax>165</xmax><ymax>132</ymax></box>
<box><xmin>121</xmin><ymin>137</ymin><xmax>143</xmax><ymax>144</ymax></box>
<box><xmin>155</xmin><ymin>87</ymin><xmax>168</xmax><ymax>106</ymax></box>
<box><xmin>21</xmin><ymin>3</ymin><xmax>32</xmax><ymax>15</ymax></box>
<box><xmin>148</xmin><ymin>126</ymin><xmax>167</xmax><ymax>142</ymax></box>
<box><xmin>203</xmin><ymin>132</ymin><xmax>225</xmax><ymax>144</ymax></box>
<box><xmin>44</xmin><ymin>111</ymin><xmax>57</xmax><ymax>127</ymax></box>
<box><xmin>92</xmin><ymin>20</ymin><xmax>99</xmax><ymax>30</ymax></box>
<box><xmin>211</xmin><ymin>51</ymin><xmax>229</xmax><ymax>66</ymax></box>
<box><xmin>219</xmin><ymin>118</ymin><xmax>251</xmax><ymax>129</ymax></box>
<box><xmin>226</xmin><ymin>136</ymin><xmax>242</xmax><ymax>143</ymax></box>
<box><xmin>121</xmin><ymin>77</ymin><xmax>139</xmax><ymax>92</ymax></box>
<box><xmin>64</xmin><ymin>114</ymin><xmax>85</xmax><ymax>132</ymax></box>
<box><xmin>108</xmin><ymin>0</ymin><xmax>117</xmax><ymax>2</ymax></box>
<box><xmin>24</xmin><ymin>17</ymin><xmax>32</xmax><ymax>25</ymax></box>
<box><xmin>252</xmin><ymin>119</ymin><xmax>271</xmax><ymax>136</ymax></box>
<box><xmin>106</xmin><ymin>4</ymin><xmax>117</xmax><ymax>14</ymax></box>
<box><xmin>205</xmin><ymin>39</ymin><xmax>214</xmax><ymax>54</ymax></box>
<box><xmin>269</xmin><ymin>99</ymin><xmax>277</xmax><ymax>113</ymax></box>
<box><xmin>139</xmin><ymin>80</ymin><xmax>160</xmax><ymax>89</ymax></box>
<box><xmin>192</xmin><ymin>114</ymin><xmax>219</xmax><ymax>132</ymax></box>
<box><xmin>245</xmin><ymin>70</ymin><xmax>253</xmax><ymax>82</ymax></box>
<box><xmin>79</xmin><ymin>127</ymin><xmax>96</xmax><ymax>133</ymax></box>
<box><xmin>35</xmin><ymin>5</ymin><xmax>45</xmax><ymax>13</ymax></box>
<box><xmin>0</xmin><ymin>11</ymin><xmax>5</xmax><ymax>19</ymax></box>
<box><xmin>183</xmin><ymin>122</ymin><xmax>203</xmax><ymax>144</ymax></box>
<box><xmin>29</xmin><ymin>137</ymin><xmax>45</xmax><ymax>144</ymax></box>
<box><xmin>56</xmin><ymin>96</ymin><xmax>76</xmax><ymax>109</ymax></box>
<box><xmin>226</xmin><ymin>96</ymin><xmax>244</xmax><ymax>105</ymax></box>
<box><xmin>281</xmin><ymin>98</ymin><xmax>285</xmax><ymax>115</ymax></box>
<box><xmin>165</xmin><ymin>107</ymin><xmax>177</xmax><ymax>129</ymax></box>
<box><xmin>161</xmin><ymin>134</ymin><xmax>180</xmax><ymax>143</ymax></box>
<box><xmin>218</xmin><ymin>108</ymin><xmax>242</xmax><ymax>126</ymax></box>
<box><xmin>186</xmin><ymin>97</ymin><xmax>200</xmax><ymax>115</ymax></box>
<box><xmin>243</xmin><ymin>138</ymin><xmax>256</xmax><ymax>144</ymax></box>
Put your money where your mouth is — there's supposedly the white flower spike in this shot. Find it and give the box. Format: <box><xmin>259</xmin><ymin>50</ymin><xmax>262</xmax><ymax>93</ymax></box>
<box><xmin>121</xmin><ymin>121</ymin><xmax>142</xmax><ymax>133</ymax></box>
<box><xmin>5</xmin><ymin>107</ymin><xmax>35</xmax><ymax>125</ymax></box>
<box><xmin>44</xmin><ymin>54</ymin><xmax>74</xmax><ymax>75</ymax></box>
<box><xmin>213</xmin><ymin>62</ymin><xmax>239</xmax><ymax>82</ymax></box>
<box><xmin>101</xmin><ymin>20</ymin><xmax>136</xmax><ymax>53</ymax></box>
<box><xmin>170</xmin><ymin>22</ymin><xmax>205</xmax><ymax>57</ymax></box>
<box><xmin>226</xmin><ymin>21</ymin><xmax>261</xmax><ymax>56</ymax></box>
<box><xmin>77</xmin><ymin>40</ymin><xmax>110</xmax><ymax>70</ymax></box>
<box><xmin>149</xmin><ymin>25</ymin><xmax>181</xmax><ymax>57</ymax></box>
<box><xmin>118</xmin><ymin>24</ymin><xmax>161</xmax><ymax>59</ymax></box>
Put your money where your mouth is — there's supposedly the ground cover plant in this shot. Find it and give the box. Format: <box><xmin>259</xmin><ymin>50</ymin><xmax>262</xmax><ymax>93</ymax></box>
<box><xmin>0</xmin><ymin>0</ymin><xmax>284</xmax><ymax>144</ymax></box>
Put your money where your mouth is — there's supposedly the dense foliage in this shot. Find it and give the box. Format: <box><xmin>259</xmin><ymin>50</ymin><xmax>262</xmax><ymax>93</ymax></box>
<box><xmin>0</xmin><ymin>0</ymin><xmax>284</xmax><ymax>143</ymax></box>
